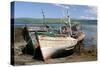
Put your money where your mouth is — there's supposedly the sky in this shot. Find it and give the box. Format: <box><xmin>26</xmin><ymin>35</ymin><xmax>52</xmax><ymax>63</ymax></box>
<box><xmin>13</xmin><ymin>1</ymin><xmax>97</xmax><ymax>20</ymax></box>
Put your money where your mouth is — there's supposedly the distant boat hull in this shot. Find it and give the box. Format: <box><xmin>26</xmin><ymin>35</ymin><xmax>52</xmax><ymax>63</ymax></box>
<box><xmin>38</xmin><ymin>35</ymin><xmax>77</xmax><ymax>60</ymax></box>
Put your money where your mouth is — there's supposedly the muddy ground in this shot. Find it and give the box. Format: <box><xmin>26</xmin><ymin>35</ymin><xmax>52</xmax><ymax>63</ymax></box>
<box><xmin>11</xmin><ymin>28</ymin><xmax>97</xmax><ymax>66</ymax></box>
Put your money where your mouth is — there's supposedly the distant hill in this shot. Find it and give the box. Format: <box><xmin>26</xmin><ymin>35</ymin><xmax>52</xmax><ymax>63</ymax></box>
<box><xmin>14</xmin><ymin>18</ymin><xmax>62</xmax><ymax>23</ymax></box>
<box><xmin>13</xmin><ymin>18</ymin><xmax>97</xmax><ymax>25</ymax></box>
<box><xmin>71</xmin><ymin>19</ymin><xmax>97</xmax><ymax>25</ymax></box>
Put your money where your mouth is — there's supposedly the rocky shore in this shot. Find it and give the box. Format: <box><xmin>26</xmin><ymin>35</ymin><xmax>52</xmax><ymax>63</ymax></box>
<box><xmin>12</xmin><ymin>28</ymin><xmax>97</xmax><ymax>66</ymax></box>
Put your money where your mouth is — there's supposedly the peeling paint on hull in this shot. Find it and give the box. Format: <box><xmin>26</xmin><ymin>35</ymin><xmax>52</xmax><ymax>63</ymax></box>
<box><xmin>38</xmin><ymin>35</ymin><xmax>77</xmax><ymax>60</ymax></box>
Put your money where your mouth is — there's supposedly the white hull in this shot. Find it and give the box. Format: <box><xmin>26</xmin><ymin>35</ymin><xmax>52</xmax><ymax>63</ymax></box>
<box><xmin>38</xmin><ymin>35</ymin><xmax>77</xmax><ymax>59</ymax></box>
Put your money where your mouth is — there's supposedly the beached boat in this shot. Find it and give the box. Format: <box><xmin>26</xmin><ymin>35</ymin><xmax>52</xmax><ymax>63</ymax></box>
<box><xmin>22</xmin><ymin>9</ymin><xmax>85</xmax><ymax>61</ymax></box>
<box><xmin>38</xmin><ymin>34</ymin><xmax>77</xmax><ymax>59</ymax></box>
<box><xmin>36</xmin><ymin>30</ymin><xmax>85</xmax><ymax>60</ymax></box>
<box><xmin>23</xmin><ymin>28</ymin><xmax>85</xmax><ymax>60</ymax></box>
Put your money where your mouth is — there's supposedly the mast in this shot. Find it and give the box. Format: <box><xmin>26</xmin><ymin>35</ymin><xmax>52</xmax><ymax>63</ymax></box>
<box><xmin>52</xmin><ymin>4</ymin><xmax>73</xmax><ymax>36</ymax></box>
<box><xmin>61</xmin><ymin>8</ymin><xmax>72</xmax><ymax>36</ymax></box>
<box><xmin>67</xmin><ymin>10</ymin><xmax>72</xmax><ymax>36</ymax></box>
<box><xmin>41</xmin><ymin>9</ymin><xmax>46</xmax><ymax>27</ymax></box>
<box><xmin>62</xmin><ymin>9</ymin><xmax>72</xmax><ymax>36</ymax></box>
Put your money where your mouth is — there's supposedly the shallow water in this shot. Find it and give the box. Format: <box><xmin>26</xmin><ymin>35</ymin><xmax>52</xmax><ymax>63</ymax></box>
<box><xmin>82</xmin><ymin>25</ymin><xmax>97</xmax><ymax>46</ymax></box>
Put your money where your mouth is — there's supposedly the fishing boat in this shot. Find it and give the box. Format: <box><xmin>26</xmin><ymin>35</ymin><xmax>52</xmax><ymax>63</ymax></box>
<box><xmin>22</xmin><ymin>9</ymin><xmax>85</xmax><ymax>62</ymax></box>
<box><xmin>37</xmin><ymin>34</ymin><xmax>77</xmax><ymax>60</ymax></box>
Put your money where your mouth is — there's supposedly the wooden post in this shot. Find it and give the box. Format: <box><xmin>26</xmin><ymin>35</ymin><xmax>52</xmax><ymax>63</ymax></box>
<box><xmin>74</xmin><ymin>40</ymin><xmax>84</xmax><ymax>55</ymax></box>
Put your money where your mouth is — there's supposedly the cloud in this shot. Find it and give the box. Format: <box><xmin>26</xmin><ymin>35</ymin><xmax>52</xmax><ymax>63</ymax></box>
<box><xmin>85</xmin><ymin>6</ymin><xmax>97</xmax><ymax>16</ymax></box>
<box><xmin>81</xmin><ymin>6</ymin><xmax>97</xmax><ymax>20</ymax></box>
<box><xmin>52</xmin><ymin>3</ymin><xmax>70</xmax><ymax>9</ymax></box>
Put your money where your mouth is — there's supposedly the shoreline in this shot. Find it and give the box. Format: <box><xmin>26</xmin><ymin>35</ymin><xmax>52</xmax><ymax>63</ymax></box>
<box><xmin>13</xmin><ymin>41</ymin><xmax>97</xmax><ymax>65</ymax></box>
<box><xmin>12</xmin><ymin>27</ymin><xmax>97</xmax><ymax>65</ymax></box>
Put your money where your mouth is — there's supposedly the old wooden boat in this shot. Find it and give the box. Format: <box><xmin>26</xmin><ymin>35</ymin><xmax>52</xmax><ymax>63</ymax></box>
<box><xmin>22</xmin><ymin>25</ymin><xmax>85</xmax><ymax>61</ymax></box>
<box><xmin>22</xmin><ymin>9</ymin><xmax>85</xmax><ymax>61</ymax></box>
<box><xmin>38</xmin><ymin>34</ymin><xmax>77</xmax><ymax>60</ymax></box>
<box><xmin>23</xmin><ymin>29</ymin><xmax>85</xmax><ymax>61</ymax></box>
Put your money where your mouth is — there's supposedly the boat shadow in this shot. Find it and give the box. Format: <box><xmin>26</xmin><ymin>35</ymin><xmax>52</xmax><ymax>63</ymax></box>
<box><xmin>51</xmin><ymin>49</ymin><xmax>74</xmax><ymax>58</ymax></box>
<box><xmin>22</xmin><ymin>46</ymin><xmax>74</xmax><ymax>60</ymax></box>
<box><xmin>22</xmin><ymin>46</ymin><xmax>44</xmax><ymax>61</ymax></box>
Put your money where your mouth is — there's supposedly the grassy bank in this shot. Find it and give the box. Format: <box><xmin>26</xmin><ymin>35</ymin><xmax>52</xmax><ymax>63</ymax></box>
<box><xmin>13</xmin><ymin>18</ymin><xmax>97</xmax><ymax>25</ymax></box>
